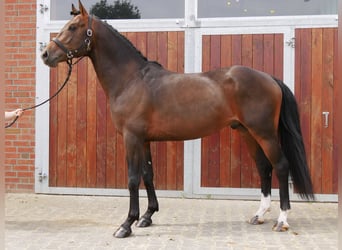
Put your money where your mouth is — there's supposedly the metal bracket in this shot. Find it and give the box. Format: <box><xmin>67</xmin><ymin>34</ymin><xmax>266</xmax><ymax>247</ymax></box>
<box><xmin>38</xmin><ymin>171</ymin><xmax>47</xmax><ymax>182</ymax></box>
<box><xmin>286</xmin><ymin>37</ymin><xmax>295</xmax><ymax>48</ymax></box>
<box><xmin>39</xmin><ymin>42</ymin><xmax>47</xmax><ymax>52</ymax></box>
<box><xmin>39</xmin><ymin>4</ymin><xmax>49</xmax><ymax>14</ymax></box>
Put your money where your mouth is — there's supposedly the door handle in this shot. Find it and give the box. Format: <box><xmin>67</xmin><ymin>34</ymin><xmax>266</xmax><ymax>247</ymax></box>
<box><xmin>322</xmin><ymin>111</ymin><xmax>329</xmax><ymax>128</ymax></box>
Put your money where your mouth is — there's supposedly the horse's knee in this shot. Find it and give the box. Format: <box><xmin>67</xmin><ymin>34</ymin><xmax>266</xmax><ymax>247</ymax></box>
<box><xmin>128</xmin><ymin>176</ymin><xmax>141</xmax><ymax>191</ymax></box>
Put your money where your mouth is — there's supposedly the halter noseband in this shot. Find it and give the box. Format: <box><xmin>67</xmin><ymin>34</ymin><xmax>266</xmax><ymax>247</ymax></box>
<box><xmin>52</xmin><ymin>15</ymin><xmax>93</xmax><ymax>63</ymax></box>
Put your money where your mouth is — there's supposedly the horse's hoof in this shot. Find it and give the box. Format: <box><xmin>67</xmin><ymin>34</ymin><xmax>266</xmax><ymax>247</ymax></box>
<box><xmin>113</xmin><ymin>226</ymin><xmax>132</xmax><ymax>238</ymax></box>
<box><xmin>136</xmin><ymin>217</ymin><xmax>152</xmax><ymax>227</ymax></box>
<box><xmin>272</xmin><ymin>221</ymin><xmax>289</xmax><ymax>232</ymax></box>
<box><xmin>249</xmin><ymin>215</ymin><xmax>264</xmax><ymax>225</ymax></box>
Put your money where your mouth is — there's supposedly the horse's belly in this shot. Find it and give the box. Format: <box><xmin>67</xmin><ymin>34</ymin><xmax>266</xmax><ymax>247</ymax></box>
<box><xmin>147</xmin><ymin>112</ymin><xmax>231</xmax><ymax>141</ymax></box>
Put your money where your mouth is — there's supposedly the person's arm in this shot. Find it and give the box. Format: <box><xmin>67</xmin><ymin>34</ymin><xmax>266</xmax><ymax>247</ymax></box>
<box><xmin>5</xmin><ymin>109</ymin><xmax>23</xmax><ymax>121</ymax></box>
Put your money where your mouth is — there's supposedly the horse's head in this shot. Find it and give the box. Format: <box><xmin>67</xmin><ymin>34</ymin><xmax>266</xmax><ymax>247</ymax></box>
<box><xmin>41</xmin><ymin>0</ymin><xmax>93</xmax><ymax>67</ymax></box>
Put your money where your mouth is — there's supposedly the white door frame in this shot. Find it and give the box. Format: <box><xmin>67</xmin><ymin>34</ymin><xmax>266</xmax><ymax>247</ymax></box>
<box><xmin>35</xmin><ymin>0</ymin><xmax>338</xmax><ymax>201</ymax></box>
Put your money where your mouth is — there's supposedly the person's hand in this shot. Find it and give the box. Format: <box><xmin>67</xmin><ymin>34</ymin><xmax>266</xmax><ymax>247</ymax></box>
<box><xmin>13</xmin><ymin>109</ymin><xmax>24</xmax><ymax>117</ymax></box>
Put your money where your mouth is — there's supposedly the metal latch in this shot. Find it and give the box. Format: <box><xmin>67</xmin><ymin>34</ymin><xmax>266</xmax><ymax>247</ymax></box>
<box><xmin>38</xmin><ymin>171</ymin><xmax>47</xmax><ymax>182</ymax></box>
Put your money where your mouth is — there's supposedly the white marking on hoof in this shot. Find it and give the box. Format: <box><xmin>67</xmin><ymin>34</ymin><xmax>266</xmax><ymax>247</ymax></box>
<box><xmin>273</xmin><ymin>209</ymin><xmax>290</xmax><ymax>231</ymax></box>
<box><xmin>254</xmin><ymin>194</ymin><xmax>271</xmax><ymax>222</ymax></box>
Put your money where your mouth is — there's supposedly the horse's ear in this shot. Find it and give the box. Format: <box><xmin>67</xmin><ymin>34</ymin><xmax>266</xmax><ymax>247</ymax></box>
<box><xmin>78</xmin><ymin>0</ymin><xmax>88</xmax><ymax>16</ymax></box>
<box><xmin>70</xmin><ymin>3</ymin><xmax>80</xmax><ymax>16</ymax></box>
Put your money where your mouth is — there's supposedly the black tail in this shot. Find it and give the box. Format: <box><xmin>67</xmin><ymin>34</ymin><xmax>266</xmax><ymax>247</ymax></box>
<box><xmin>273</xmin><ymin>77</ymin><xmax>315</xmax><ymax>200</ymax></box>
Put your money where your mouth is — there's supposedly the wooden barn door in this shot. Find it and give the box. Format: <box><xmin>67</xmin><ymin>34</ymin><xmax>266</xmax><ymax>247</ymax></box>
<box><xmin>295</xmin><ymin>27</ymin><xmax>338</xmax><ymax>195</ymax></box>
<box><xmin>200</xmin><ymin>33</ymin><xmax>283</xmax><ymax>189</ymax></box>
<box><xmin>49</xmin><ymin>31</ymin><xmax>185</xmax><ymax>190</ymax></box>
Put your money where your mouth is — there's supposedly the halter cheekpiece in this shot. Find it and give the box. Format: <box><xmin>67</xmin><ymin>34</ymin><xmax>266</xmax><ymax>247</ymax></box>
<box><xmin>52</xmin><ymin>15</ymin><xmax>93</xmax><ymax>63</ymax></box>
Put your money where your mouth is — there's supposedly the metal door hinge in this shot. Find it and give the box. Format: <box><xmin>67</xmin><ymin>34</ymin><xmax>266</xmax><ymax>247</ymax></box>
<box><xmin>38</xmin><ymin>171</ymin><xmax>48</xmax><ymax>182</ymax></box>
<box><xmin>39</xmin><ymin>4</ymin><xmax>49</xmax><ymax>14</ymax></box>
<box><xmin>286</xmin><ymin>37</ymin><xmax>295</xmax><ymax>48</ymax></box>
<box><xmin>39</xmin><ymin>42</ymin><xmax>47</xmax><ymax>52</ymax></box>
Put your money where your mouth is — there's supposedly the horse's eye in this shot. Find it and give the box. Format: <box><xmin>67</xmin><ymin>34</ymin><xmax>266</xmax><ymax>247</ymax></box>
<box><xmin>68</xmin><ymin>25</ymin><xmax>77</xmax><ymax>31</ymax></box>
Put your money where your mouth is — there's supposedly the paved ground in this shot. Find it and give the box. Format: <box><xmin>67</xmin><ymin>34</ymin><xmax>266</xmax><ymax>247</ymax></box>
<box><xmin>5</xmin><ymin>193</ymin><xmax>337</xmax><ymax>250</ymax></box>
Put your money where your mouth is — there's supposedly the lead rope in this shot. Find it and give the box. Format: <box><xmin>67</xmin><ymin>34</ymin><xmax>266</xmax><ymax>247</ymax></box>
<box><xmin>5</xmin><ymin>59</ymin><xmax>74</xmax><ymax>128</ymax></box>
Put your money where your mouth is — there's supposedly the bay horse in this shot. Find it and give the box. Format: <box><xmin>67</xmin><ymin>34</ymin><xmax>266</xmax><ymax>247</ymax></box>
<box><xmin>41</xmin><ymin>1</ymin><xmax>314</xmax><ymax>238</ymax></box>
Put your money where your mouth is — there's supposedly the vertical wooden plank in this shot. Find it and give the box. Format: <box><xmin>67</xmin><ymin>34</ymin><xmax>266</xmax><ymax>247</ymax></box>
<box><xmin>76</xmin><ymin>59</ymin><xmax>88</xmax><ymax>187</ymax></box>
<box><xmin>156</xmin><ymin>142</ymin><xmax>167</xmax><ymax>190</ymax></box>
<box><xmin>56</xmin><ymin>63</ymin><xmax>68</xmax><ymax>186</ymax></box>
<box><xmin>157</xmin><ymin>32</ymin><xmax>168</xmax><ymax>67</ymax></box>
<box><xmin>126</xmin><ymin>32</ymin><xmax>137</xmax><ymax>47</ymax></box>
<box><xmin>105</xmin><ymin>105</ymin><xmax>117</xmax><ymax>188</ymax></box>
<box><xmin>147</xmin><ymin>32</ymin><xmax>157</xmax><ymax>61</ymax></box>
<box><xmin>177</xmin><ymin>31</ymin><xmax>185</xmax><ymax>73</ymax></box>
<box><xmin>166</xmin><ymin>31</ymin><xmax>178</xmax><ymax>190</ymax></box>
<box><xmin>207</xmin><ymin>35</ymin><xmax>221</xmax><ymax>187</ymax></box>
<box><xmin>96</xmin><ymin>82</ymin><xmax>107</xmax><ymax>188</ymax></box>
<box><xmin>263</xmin><ymin>34</ymin><xmax>274</xmax><ymax>76</ymax></box>
<box><xmin>250</xmin><ymin>34</ymin><xmax>264</xmax><ymax>188</ymax></box>
<box><xmin>116</xmin><ymin>133</ymin><xmax>127</xmax><ymax>188</ymax></box>
<box><xmin>201</xmin><ymin>35</ymin><xmax>210</xmax><ymax>187</ymax></box>
<box><xmin>167</xmin><ymin>32</ymin><xmax>178</xmax><ymax>72</ymax></box>
<box><xmin>220</xmin><ymin>35</ymin><xmax>232</xmax><ymax>187</ymax></box>
<box><xmin>49</xmin><ymin>67</ymin><xmax>58</xmax><ymax>187</ymax></box>
<box><xmin>230</xmin><ymin>35</ymin><xmax>242</xmax><ymax>188</ymax></box>
<box><xmin>86</xmin><ymin>61</ymin><xmax>97</xmax><ymax>188</ymax></box>
<box><xmin>298</xmin><ymin>29</ymin><xmax>312</xmax><ymax>187</ymax></box>
<box><xmin>66</xmin><ymin>64</ymin><xmax>78</xmax><ymax>187</ymax></box>
<box><xmin>220</xmin><ymin>35</ymin><xmax>232</xmax><ymax>68</ymax></box>
<box><xmin>264</xmin><ymin>34</ymin><xmax>283</xmax><ymax>188</ymax></box>
<box><xmin>242</xmin><ymin>34</ymin><xmax>253</xmax><ymax>67</ymax></box>
<box><xmin>136</xmin><ymin>32</ymin><xmax>147</xmax><ymax>57</ymax></box>
<box><xmin>241</xmin><ymin>34</ymin><xmax>253</xmax><ymax>187</ymax></box>
<box><xmin>146</xmin><ymin>32</ymin><xmax>158</xmax><ymax>188</ymax></box>
<box><xmin>310</xmin><ymin>28</ymin><xmax>323</xmax><ymax>194</ymax></box>
<box><xmin>176</xmin><ymin>142</ymin><xmax>184</xmax><ymax>190</ymax></box>
<box><xmin>332</xmin><ymin>28</ymin><xmax>338</xmax><ymax>194</ymax></box>
<box><xmin>155</xmin><ymin>31</ymin><xmax>168</xmax><ymax>186</ymax></box>
<box><xmin>274</xmin><ymin>34</ymin><xmax>284</xmax><ymax>80</ymax></box>
<box><xmin>272</xmin><ymin>34</ymin><xmax>283</xmax><ymax>188</ymax></box>
<box><xmin>321</xmin><ymin>28</ymin><xmax>334</xmax><ymax>194</ymax></box>
<box><xmin>294</xmin><ymin>30</ymin><xmax>302</xmax><ymax>113</ymax></box>
<box><xmin>252</xmin><ymin>34</ymin><xmax>264</xmax><ymax>71</ymax></box>
<box><xmin>176</xmin><ymin>31</ymin><xmax>185</xmax><ymax>190</ymax></box>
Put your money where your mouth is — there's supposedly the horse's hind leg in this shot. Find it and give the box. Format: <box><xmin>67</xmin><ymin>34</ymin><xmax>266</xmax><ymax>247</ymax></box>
<box><xmin>239</xmin><ymin>131</ymin><xmax>272</xmax><ymax>225</ymax></box>
<box><xmin>136</xmin><ymin>142</ymin><xmax>159</xmax><ymax>228</ymax></box>
<box><xmin>256</xmin><ymin>136</ymin><xmax>291</xmax><ymax>232</ymax></box>
<box><xmin>249</xmin><ymin>146</ymin><xmax>273</xmax><ymax>225</ymax></box>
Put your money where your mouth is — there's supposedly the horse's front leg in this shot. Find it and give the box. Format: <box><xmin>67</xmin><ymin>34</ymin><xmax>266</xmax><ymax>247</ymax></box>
<box><xmin>136</xmin><ymin>142</ymin><xmax>159</xmax><ymax>227</ymax></box>
<box><xmin>114</xmin><ymin>133</ymin><xmax>144</xmax><ymax>238</ymax></box>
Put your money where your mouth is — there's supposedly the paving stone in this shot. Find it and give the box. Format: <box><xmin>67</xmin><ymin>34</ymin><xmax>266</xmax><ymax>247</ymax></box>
<box><xmin>5</xmin><ymin>194</ymin><xmax>338</xmax><ymax>250</ymax></box>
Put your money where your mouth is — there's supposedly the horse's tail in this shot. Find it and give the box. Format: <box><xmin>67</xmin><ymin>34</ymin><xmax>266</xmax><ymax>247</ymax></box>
<box><xmin>273</xmin><ymin>77</ymin><xmax>315</xmax><ymax>200</ymax></box>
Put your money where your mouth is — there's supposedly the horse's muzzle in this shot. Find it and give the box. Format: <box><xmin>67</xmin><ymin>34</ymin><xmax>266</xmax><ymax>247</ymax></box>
<box><xmin>41</xmin><ymin>48</ymin><xmax>59</xmax><ymax>67</ymax></box>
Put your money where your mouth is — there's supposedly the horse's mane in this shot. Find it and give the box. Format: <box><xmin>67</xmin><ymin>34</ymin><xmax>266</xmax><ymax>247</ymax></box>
<box><xmin>98</xmin><ymin>17</ymin><xmax>162</xmax><ymax>67</ymax></box>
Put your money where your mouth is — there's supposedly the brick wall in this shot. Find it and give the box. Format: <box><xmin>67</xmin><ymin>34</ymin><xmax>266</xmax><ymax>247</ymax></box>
<box><xmin>5</xmin><ymin>0</ymin><xmax>36</xmax><ymax>192</ymax></box>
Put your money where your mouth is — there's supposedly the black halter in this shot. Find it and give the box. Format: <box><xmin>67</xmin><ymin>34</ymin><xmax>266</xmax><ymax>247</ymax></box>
<box><xmin>52</xmin><ymin>15</ymin><xmax>93</xmax><ymax>63</ymax></box>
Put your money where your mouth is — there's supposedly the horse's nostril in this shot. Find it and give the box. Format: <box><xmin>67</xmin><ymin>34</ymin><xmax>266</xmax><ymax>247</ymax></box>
<box><xmin>42</xmin><ymin>50</ymin><xmax>48</xmax><ymax>59</ymax></box>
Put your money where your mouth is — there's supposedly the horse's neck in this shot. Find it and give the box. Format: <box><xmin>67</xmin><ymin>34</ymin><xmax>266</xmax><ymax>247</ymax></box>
<box><xmin>89</xmin><ymin>25</ymin><xmax>146</xmax><ymax>96</ymax></box>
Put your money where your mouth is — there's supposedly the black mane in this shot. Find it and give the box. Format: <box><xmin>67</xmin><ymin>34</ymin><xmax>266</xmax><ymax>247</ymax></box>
<box><xmin>98</xmin><ymin>17</ymin><xmax>162</xmax><ymax>67</ymax></box>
